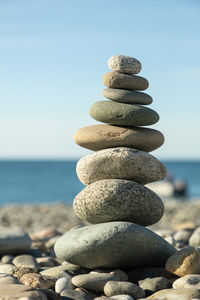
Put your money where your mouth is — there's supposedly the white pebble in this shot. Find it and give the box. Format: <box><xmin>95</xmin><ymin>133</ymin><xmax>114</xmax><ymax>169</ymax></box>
<box><xmin>111</xmin><ymin>295</ymin><xmax>134</xmax><ymax>300</ymax></box>
<box><xmin>55</xmin><ymin>277</ymin><xmax>74</xmax><ymax>294</ymax></box>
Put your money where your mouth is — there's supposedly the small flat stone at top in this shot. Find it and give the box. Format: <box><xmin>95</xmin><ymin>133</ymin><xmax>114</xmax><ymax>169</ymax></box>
<box><xmin>108</xmin><ymin>55</ymin><xmax>142</xmax><ymax>74</ymax></box>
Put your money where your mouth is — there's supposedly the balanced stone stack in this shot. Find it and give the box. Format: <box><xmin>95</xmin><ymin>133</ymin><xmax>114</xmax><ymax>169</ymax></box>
<box><xmin>55</xmin><ymin>55</ymin><xmax>176</xmax><ymax>271</ymax></box>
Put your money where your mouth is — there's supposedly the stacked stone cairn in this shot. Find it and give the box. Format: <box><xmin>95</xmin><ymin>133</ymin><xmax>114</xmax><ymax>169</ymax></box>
<box><xmin>55</xmin><ymin>55</ymin><xmax>178</xmax><ymax>298</ymax></box>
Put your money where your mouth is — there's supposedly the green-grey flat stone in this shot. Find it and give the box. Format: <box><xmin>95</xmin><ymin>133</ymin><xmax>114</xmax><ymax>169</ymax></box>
<box><xmin>102</xmin><ymin>72</ymin><xmax>149</xmax><ymax>90</ymax></box>
<box><xmin>103</xmin><ymin>88</ymin><xmax>152</xmax><ymax>105</ymax></box>
<box><xmin>76</xmin><ymin>147</ymin><xmax>166</xmax><ymax>185</ymax></box>
<box><xmin>73</xmin><ymin>179</ymin><xmax>164</xmax><ymax>226</ymax></box>
<box><xmin>89</xmin><ymin>101</ymin><xmax>159</xmax><ymax>126</ymax></box>
<box><xmin>54</xmin><ymin>222</ymin><xmax>176</xmax><ymax>270</ymax></box>
<box><xmin>73</xmin><ymin>124</ymin><xmax>164</xmax><ymax>152</ymax></box>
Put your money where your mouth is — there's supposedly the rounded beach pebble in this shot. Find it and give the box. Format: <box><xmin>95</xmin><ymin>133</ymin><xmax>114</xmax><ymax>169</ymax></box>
<box><xmin>54</xmin><ymin>221</ymin><xmax>176</xmax><ymax>270</ymax></box>
<box><xmin>104</xmin><ymin>280</ymin><xmax>145</xmax><ymax>298</ymax></box>
<box><xmin>102</xmin><ymin>72</ymin><xmax>149</xmax><ymax>90</ymax></box>
<box><xmin>108</xmin><ymin>55</ymin><xmax>142</xmax><ymax>74</ymax></box>
<box><xmin>165</xmin><ymin>246</ymin><xmax>200</xmax><ymax>276</ymax></box>
<box><xmin>144</xmin><ymin>288</ymin><xmax>200</xmax><ymax>299</ymax></box>
<box><xmin>90</xmin><ymin>101</ymin><xmax>159</xmax><ymax>126</ymax></box>
<box><xmin>73</xmin><ymin>179</ymin><xmax>164</xmax><ymax>226</ymax></box>
<box><xmin>76</xmin><ymin>147</ymin><xmax>166</xmax><ymax>185</ymax></box>
<box><xmin>102</xmin><ymin>88</ymin><xmax>152</xmax><ymax>105</ymax></box>
<box><xmin>173</xmin><ymin>274</ymin><xmax>200</xmax><ymax>289</ymax></box>
<box><xmin>73</xmin><ymin>124</ymin><xmax>164</xmax><ymax>152</ymax></box>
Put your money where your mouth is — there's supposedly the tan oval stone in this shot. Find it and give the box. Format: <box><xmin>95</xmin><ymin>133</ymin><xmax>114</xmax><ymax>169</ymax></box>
<box><xmin>73</xmin><ymin>124</ymin><xmax>164</xmax><ymax>152</ymax></box>
<box><xmin>76</xmin><ymin>147</ymin><xmax>166</xmax><ymax>185</ymax></box>
<box><xmin>73</xmin><ymin>179</ymin><xmax>164</xmax><ymax>226</ymax></box>
<box><xmin>102</xmin><ymin>72</ymin><xmax>149</xmax><ymax>90</ymax></box>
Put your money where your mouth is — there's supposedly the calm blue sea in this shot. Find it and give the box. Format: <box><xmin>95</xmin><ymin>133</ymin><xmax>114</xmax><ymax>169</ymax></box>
<box><xmin>0</xmin><ymin>160</ymin><xmax>199</xmax><ymax>205</ymax></box>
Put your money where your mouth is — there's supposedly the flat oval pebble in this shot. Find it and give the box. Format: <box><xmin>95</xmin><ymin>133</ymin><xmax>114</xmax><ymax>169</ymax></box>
<box><xmin>102</xmin><ymin>72</ymin><xmax>149</xmax><ymax>90</ymax></box>
<box><xmin>76</xmin><ymin>147</ymin><xmax>166</xmax><ymax>185</ymax></box>
<box><xmin>73</xmin><ymin>179</ymin><xmax>164</xmax><ymax>226</ymax></box>
<box><xmin>0</xmin><ymin>284</ymin><xmax>47</xmax><ymax>299</ymax></box>
<box><xmin>73</xmin><ymin>125</ymin><xmax>164</xmax><ymax>152</ymax></box>
<box><xmin>104</xmin><ymin>281</ymin><xmax>145</xmax><ymax>298</ymax></box>
<box><xmin>108</xmin><ymin>55</ymin><xmax>142</xmax><ymax>74</ymax></box>
<box><xmin>54</xmin><ymin>221</ymin><xmax>176</xmax><ymax>270</ymax></box>
<box><xmin>144</xmin><ymin>288</ymin><xmax>200</xmax><ymax>299</ymax></box>
<box><xmin>102</xmin><ymin>88</ymin><xmax>152</xmax><ymax>105</ymax></box>
<box><xmin>173</xmin><ymin>274</ymin><xmax>200</xmax><ymax>289</ymax></box>
<box><xmin>90</xmin><ymin>101</ymin><xmax>159</xmax><ymax>126</ymax></box>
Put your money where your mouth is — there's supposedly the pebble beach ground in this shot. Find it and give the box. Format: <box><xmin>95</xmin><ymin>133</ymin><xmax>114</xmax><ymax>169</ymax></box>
<box><xmin>1</xmin><ymin>199</ymin><xmax>200</xmax><ymax>299</ymax></box>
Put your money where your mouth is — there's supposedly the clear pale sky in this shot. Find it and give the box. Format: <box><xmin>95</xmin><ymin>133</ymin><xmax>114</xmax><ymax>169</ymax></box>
<box><xmin>0</xmin><ymin>0</ymin><xmax>200</xmax><ymax>160</ymax></box>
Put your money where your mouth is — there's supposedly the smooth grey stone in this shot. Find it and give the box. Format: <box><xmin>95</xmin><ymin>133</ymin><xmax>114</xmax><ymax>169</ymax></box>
<box><xmin>173</xmin><ymin>229</ymin><xmax>192</xmax><ymax>244</ymax></box>
<box><xmin>74</xmin><ymin>124</ymin><xmax>164</xmax><ymax>152</ymax></box>
<box><xmin>1</xmin><ymin>255</ymin><xmax>14</xmax><ymax>264</ymax></box>
<box><xmin>111</xmin><ymin>296</ymin><xmax>133</xmax><ymax>300</ymax></box>
<box><xmin>90</xmin><ymin>101</ymin><xmax>159</xmax><ymax>126</ymax></box>
<box><xmin>61</xmin><ymin>289</ymin><xmax>91</xmax><ymax>300</ymax></box>
<box><xmin>108</xmin><ymin>55</ymin><xmax>142</xmax><ymax>74</ymax></box>
<box><xmin>76</xmin><ymin>147</ymin><xmax>166</xmax><ymax>185</ymax></box>
<box><xmin>104</xmin><ymin>281</ymin><xmax>145</xmax><ymax>298</ymax></box>
<box><xmin>102</xmin><ymin>72</ymin><xmax>148</xmax><ymax>90</ymax></box>
<box><xmin>73</xmin><ymin>179</ymin><xmax>164</xmax><ymax>226</ymax></box>
<box><xmin>72</xmin><ymin>273</ymin><xmax>119</xmax><ymax>292</ymax></box>
<box><xmin>0</xmin><ymin>264</ymin><xmax>15</xmax><ymax>275</ymax></box>
<box><xmin>0</xmin><ymin>227</ymin><xmax>31</xmax><ymax>255</ymax></box>
<box><xmin>54</xmin><ymin>222</ymin><xmax>176</xmax><ymax>270</ymax></box>
<box><xmin>0</xmin><ymin>284</ymin><xmax>47</xmax><ymax>299</ymax></box>
<box><xmin>55</xmin><ymin>277</ymin><xmax>74</xmax><ymax>294</ymax></box>
<box><xmin>103</xmin><ymin>88</ymin><xmax>152</xmax><ymax>105</ymax></box>
<box><xmin>139</xmin><ymin>277</ymin><xmax>171</xmax><ymax>296</ymax></box>
<box><xmin>40</xmin><ymin>263</ymin><xmax>89</xmax><ymax>278</ymax></box>
<box><xmin>0</xmin><ymin>275</ymin><xmax>18</xmax><ymax>284</ymax></box>
<box><xmin>13</xmin><ymin>255</ymin><xmax>38</xmax><ymax>272</ymax></box>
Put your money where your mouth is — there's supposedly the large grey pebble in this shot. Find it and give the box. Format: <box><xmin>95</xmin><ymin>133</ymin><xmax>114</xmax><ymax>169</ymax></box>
<box><xmin>0</xmin><ymin>227</ymin><xmax>31</xmax><ymax>255</ymax></box>
<box><xmin>90</xmin><ymin>101</ymin><xmax>159</xmax><ymax>127</ymax></box>
<box><xmin>104</xmin><ymin>281</ymin><xmax>145</xmax><ymax>298</ymax></box>
<box><xmin>55</xmin><ymin>277</ymin><xmax>74</xmax><ymax>294</ymax></box>
<box><xmin>0</xmin><ymin>275</ymin><xmax>18</xmax><ymax>284</ymax></box>
<box><xmin>55</xmin><ymin>222</ymin><xmax>176</xmax><ymax>270</ymax></box>
<box><xmin>76</xmin><ymin>147</ymin><xmax>166</xmax><ymax>185</ymax></box>
<box><xmin>72</xmin><ymin>273</ymin><xmax>119</xmax><ymax>292</ymax></box>
<box><xmin>108</xmin><ymin>55</ymin><xmax>142</xmax><ymax>74</ymax></box>
<box><xmin>74</xmin><ymin>179</ymin><xmax>164</xmax><ymax>226</ymax></box>
<box><xmin>173</xmin><ymin>274</ymin><xmax>200</xmax><ymax>289</ymax></box>
<box><xmin>103</xmin><ymin>88</ymin><xmax>152</xmax><ymax>104</ymax></box>
<box><xmin>13</xmin><ymin>255</ymin><xmax>38</xmax><ymax>272</ymax></box>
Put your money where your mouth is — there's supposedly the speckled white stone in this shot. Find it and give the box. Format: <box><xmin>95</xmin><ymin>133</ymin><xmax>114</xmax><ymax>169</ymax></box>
<box><xmin>173</xmin><ymin>274</ymin><xmax>200</xmax><ymax>289</ymax></box>
<box><xmin>76</xmin><ymin>147</ymin><xmax>166</xmax><ymax>185</ymax></box>
<box><xmin>108</xmin><ymin>55</ymin><xmax>142</xmax><ymax>74</ymax></box>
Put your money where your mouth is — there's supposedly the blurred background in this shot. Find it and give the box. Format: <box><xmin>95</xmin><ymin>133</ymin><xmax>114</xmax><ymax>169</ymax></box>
<box><xmin>0</xmin><ymin>0</ymin><xmax>200</xmax><ymax>205</ymax></box>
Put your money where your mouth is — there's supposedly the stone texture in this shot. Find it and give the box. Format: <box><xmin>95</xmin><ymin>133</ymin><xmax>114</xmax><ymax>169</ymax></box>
<box><xmin>0</xmin><ymin>276</ymin><xmax>18</xmax><ymax>284</ymax></box>
<box><xmin>102</xmin><ymin>72</ymin><xmax>149</xmax><ymax>90</ymax></box>
<box><xmin>13</xmin><ymin>255</ymin><xmax>38</xmax><ymax>272</ymax></box>
<box><xmin>60</xmin><ymin>289</ymin><xmax>91</xmax><ymax>299</ymax></box>
<box><xmin>76</xmin><ymin>147</ymin><xmax>166</xmax><ymax>185</ymax></box>
<box><xmin>73</xmin><ymin>124</ymin><xmax>164</xmax><ymax>152</ymax></box>
<box><xmin>90</xmin><ymin>101</ymin><xmax>159</xmax><ymax>126</ymax></box>
<box><xmin>102</xmin><ymin>88</ymin><xmax>152</xmax><ymax>105</ymax></box>
<box><xmin>173</xmin><ymin>274</ymin><xmax>200</xmax><ymax>289</ymax></box>
<box><xmin>54</xmin><ymin>221</ymin><xmax>176</xmax><ymax>270</ymax></box>
<box><xmin>20</xmin><ymin>273</ymin><xmax>55</xmax><ymax>289</ymax></box>
<box><xmin>145</xmin><ymin>288</ymin><xmax>200</xmax><ymax>299</ymax></box>
<box><xmin>104</xmin><ymin>281</ymin><xmax>145</xmax><ymax>298</ymax></box>
<box><xmin>74</xmin><ymin>179</ymin><xmax>164</xmax><ymax>226</ymax></box>
<box><xmin>72</xmin><ymin>273</ymin><xmax>119</xmax><ymax>292</ymax></box>
<box><xmin>138</xmin><ymin>277</ymin><xmax>171</xmax><ymax>296</ymax></box>
<box><xmin>40</xmin><ymin>263</ymin><xmax>88</xmax><ymax>278</ymax></box>
<box><xmin>111</xmin><ymin>296</ymin><xmax>133</xmax><ymax>300</ymax></box>
<box><xmin>0</xmin><ymin>284</ymin><xmax>47</xmax><ymax>299</ymax></box>
<box><xmin>0</xmin><ymin>227</ymin><xmax>31</xmax><ymax>255</ymax></box>
<box><xmin>0</xmin><ymin>263</ymin><xmax>15</xmax><ymax>275</ymax></box>
<box><xmin>165</xmin><ymin>246</ymin><xmax>200</xmax><ymax>276</ymax></box>
<box><xmin>55</xmin><ymin>277</ymin><xmax>74</xmax><ymax>294</ymax></box>
<box><xmin>108</xmin><ymin>55</ymin><xmax>142</xmax><ymax>74</ymax></box>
